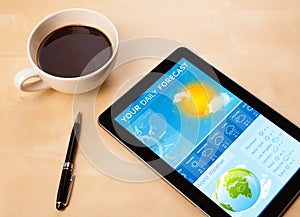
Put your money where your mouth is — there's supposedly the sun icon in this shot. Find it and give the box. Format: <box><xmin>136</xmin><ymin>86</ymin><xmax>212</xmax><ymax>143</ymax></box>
<box><xmin>174</xmin><ymin>83</ymin><xmax>215</xmax><ymax>116</ymax></box>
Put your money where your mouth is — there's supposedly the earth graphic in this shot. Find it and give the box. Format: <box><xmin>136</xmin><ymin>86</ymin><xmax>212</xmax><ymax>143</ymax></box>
<box><xmin>215</xmin><ymin>168</ymin><xmax>261</xmax><ymax>212</ymax></box>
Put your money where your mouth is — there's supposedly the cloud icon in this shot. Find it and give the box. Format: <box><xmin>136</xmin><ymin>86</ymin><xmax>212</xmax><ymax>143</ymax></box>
<box><xmin>173</xmin><ymin>83</ymin><xmax>232</xmax><ymax>116</ymax></box>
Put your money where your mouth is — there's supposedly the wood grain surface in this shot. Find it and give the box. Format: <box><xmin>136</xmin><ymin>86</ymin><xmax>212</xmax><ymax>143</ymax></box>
<box><xmin>0</xmin><ymin>1</ymin><xmax>299</xmax><ymax>216</ymax></box>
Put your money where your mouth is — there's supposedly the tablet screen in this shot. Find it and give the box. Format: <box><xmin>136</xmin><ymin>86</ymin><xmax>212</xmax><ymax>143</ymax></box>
<box><xmin>114</xmin><ymin>57</ymin><xmax>300</xmax><ymax>216</ymax></box>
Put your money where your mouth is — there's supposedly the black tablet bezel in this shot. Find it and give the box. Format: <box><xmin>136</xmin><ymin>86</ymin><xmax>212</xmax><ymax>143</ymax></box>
<box><xmin>98</xmin><ymin>47</ymin><xmax>300</xmax><ymax>217</ymax></box>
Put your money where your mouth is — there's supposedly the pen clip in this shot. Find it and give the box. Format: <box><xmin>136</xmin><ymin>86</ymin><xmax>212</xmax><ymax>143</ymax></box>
<box><xmin>66</xmin><ymin>175</ymin><xmax>75</xmax><ymax>206</ymax></box>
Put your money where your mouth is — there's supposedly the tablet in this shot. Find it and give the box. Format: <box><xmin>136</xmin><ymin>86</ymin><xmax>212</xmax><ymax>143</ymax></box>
<box><xmin>98</xmin><ymin>47</ymin><xmax>299</xmax><ymax>216</ymax></box>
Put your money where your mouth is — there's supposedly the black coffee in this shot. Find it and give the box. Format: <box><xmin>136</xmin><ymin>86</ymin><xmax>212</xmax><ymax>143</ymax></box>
<box><xmin>37</xmin><ymin>25</ymin><xmax>112</xmax><ymax>78</ymax></box>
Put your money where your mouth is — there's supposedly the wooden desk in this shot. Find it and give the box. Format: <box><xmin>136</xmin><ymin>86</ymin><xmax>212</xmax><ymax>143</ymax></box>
<box><xmin>0</xmin><ymin>1</ymin><xmax>299</xmax><ymax>216</ymax></box>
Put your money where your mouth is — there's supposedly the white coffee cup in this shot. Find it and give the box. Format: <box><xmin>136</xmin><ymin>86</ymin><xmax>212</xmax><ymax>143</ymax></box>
<box><xmin>14</xmin><ymin>8</ymin><xmax>119</xmax><ymax>94</ymax></box>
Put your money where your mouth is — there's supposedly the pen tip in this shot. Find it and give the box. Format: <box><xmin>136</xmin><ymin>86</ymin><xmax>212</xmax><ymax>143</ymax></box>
<box><xmin>75</xmin><ymin>112</ymin><xmax>81</xmax><ymax>124</ymax></box>
<box><xmin>56</xmin><ymin>202</ymin><xmax>65</xmax><ymax>210</ymax></box>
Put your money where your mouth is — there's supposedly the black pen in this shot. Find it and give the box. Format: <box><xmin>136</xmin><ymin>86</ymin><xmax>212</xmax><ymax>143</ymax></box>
<box><xmin>56</xmin><ymin>112</ymin><xmax>81</xmax><ymax>210</ymax></box>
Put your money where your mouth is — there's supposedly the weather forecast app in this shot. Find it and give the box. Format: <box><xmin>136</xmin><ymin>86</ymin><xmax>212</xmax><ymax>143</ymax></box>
<box><xmin>115</xmin><ymin>58</ymin><xmax>300</xmax><ymax>216</ymax></box>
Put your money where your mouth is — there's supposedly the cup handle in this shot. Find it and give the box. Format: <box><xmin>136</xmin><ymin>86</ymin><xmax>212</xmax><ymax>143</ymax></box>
<box><xmin>14</xmin><ymin>67</ymin><xmax>50</xmax><ymax>92</ymax></box>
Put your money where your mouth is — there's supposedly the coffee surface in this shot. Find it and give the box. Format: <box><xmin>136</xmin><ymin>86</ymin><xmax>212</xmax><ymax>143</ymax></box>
<box><xmin>37</xmin><ymin>25</ymin><xmax>112</xmax><ymax>78</ymax></box>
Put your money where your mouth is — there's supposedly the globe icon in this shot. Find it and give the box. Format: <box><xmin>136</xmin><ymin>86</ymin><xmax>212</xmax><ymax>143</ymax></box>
<box><xmin>215</xmin><ymin>168</ymin><xmax>261</xmax><ymax>212</ymax></box>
